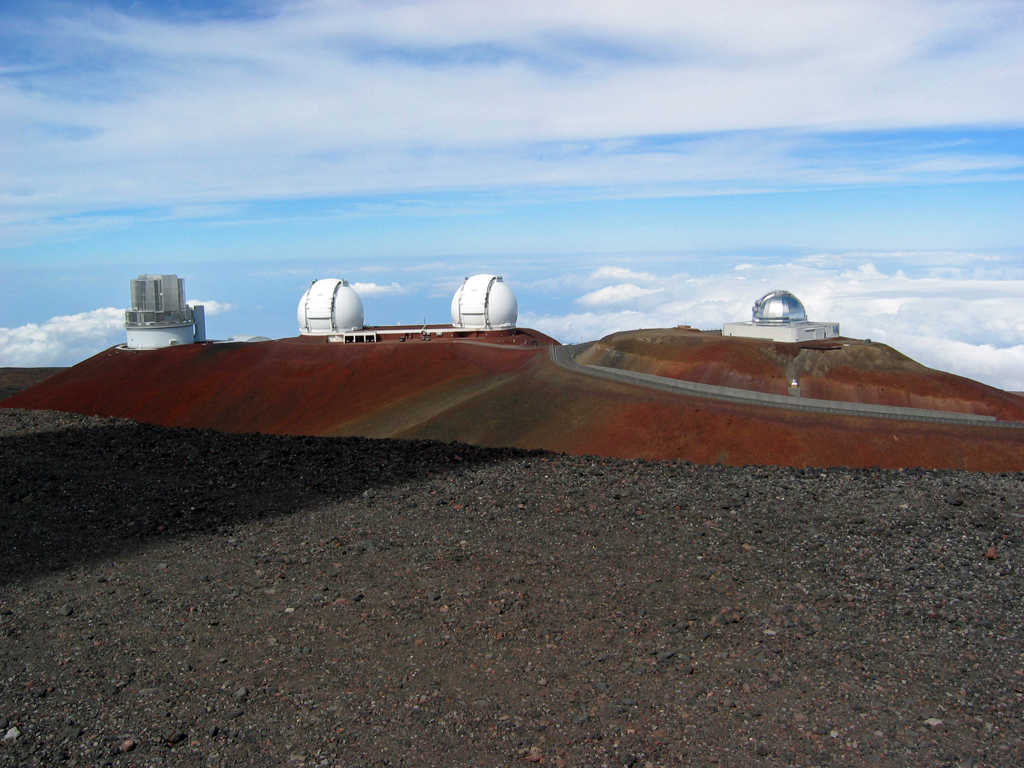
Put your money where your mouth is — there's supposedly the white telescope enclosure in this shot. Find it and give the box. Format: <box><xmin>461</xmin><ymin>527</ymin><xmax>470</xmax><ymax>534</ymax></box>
<box><xmin>124</xmin><ymin>274</ymin><xmax>201</xmax><ymax>349</ymax></box>
<box><xmin>450</xmin><ymin>275</ymin><xmax>518</xmax><ymax>330</ymax></box>
<box><xmin>298</xmin><ymin>279</ymin><xmax>365</xmax><ymax>335</ymax></box>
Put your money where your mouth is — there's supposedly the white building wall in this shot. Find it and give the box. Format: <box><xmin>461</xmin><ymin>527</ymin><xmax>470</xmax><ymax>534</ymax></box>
<box><xmin>193</xmin><ymin>305</ymin><xmax>206</xmax><ymax>342</ymax></box>
<box><xmin>126</xmin><ymin>325</ymin><xmax>196</xmax><ymax>349</ymax></box>
<box><xmin>723</xmin><ymin>321</ymin><xmax>840</xmax><ymax>342</ymax></box>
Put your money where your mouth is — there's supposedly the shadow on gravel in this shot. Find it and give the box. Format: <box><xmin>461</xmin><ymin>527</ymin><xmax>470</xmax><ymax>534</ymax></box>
<box><xmin>0</xmin><ymin>421</ymin><xmax>545</xmax><ymax>585</ymax></box>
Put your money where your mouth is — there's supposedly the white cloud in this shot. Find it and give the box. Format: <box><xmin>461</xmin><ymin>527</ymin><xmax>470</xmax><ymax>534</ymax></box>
<box><xmin>839</xmin><ymin>262</ymin><xmax>888</xmax><ymax>280</ymax></box>
<box><xmin>520</xmin><ymin>310</ymin><xmax>647</xmax><ymax>345</ymax></box>
<box><xmin>0</xmin><ymin>299</ymin><xmax>236</xmax><ymax>366</ymax></box>
<box><xmin>350</xmin><ymin>281</ymin><xmax>406</xmax><ymax>297</ymax></box>
<box><xmin>577</xmin><ymin>283</ymin><xmax>662</xmax><ymax>306</ymax></box>
<box><xmin>189</xmin><ymin>300</ymin><xmax>233</xmax><ymax>315</ymax></box>
<box><xmin>0</xmin><ymin>308</ymin><xmax>124</xmax><ymax>367</ymax></box>
<box><xmin>524</xmin><ymin>258</ymin><xmax>1024</xmax><ymax>391</ymax></box>
<box><xmin>886</xmin><ymin>337</ymin><xmax>1024</xmax><ymax>393</ymax></box>
<box><xmin>588</xmin><ymin>266</ymin><xmax>658</xmax><ymax>284</ymax></box>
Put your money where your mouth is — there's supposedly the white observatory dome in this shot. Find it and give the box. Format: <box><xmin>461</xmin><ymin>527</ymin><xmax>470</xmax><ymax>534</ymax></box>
<box><xmin>450</xmin><ymin>275</ymin><xmax>518</xmax><ymax>330</ymax></box>
<box><xmin>297</xmin><ymin>279</ymin><xmax>364</xmax><ymax>335</ymax></box>
<box><xmin>752</xmin><ymin>290</ymin><xmax>807</xmax><ymax>324</ymax></box>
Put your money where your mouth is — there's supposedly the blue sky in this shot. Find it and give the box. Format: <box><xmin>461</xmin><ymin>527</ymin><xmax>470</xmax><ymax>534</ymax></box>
<box><xmin>2</xmin><ymin>0</ymin><xmax>1024</xmax><ymax>389</ymax></box>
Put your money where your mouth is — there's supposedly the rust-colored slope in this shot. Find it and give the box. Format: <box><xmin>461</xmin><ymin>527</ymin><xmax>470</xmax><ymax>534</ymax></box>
<box><xmin>0</xmin><ymin>338</ymin><xmax>545</xmax><ymax>435</ymax></box>
<box><xmin>385</xmin><ymin>355</ymin><xmax>1024</xmax><ymax>472</ymax></box>
<box><xmin>5</xmin><ymin>335</ymin><xmax>1024</xmax><ymax>471</ymax></box>
<box><xmin>577</xmin><ymin>329</ymin><xmax>786</xmax><ymax>394</ymax></box>
<box><xmin>0</xmin><ymin>367</ymin><xmax>65</xmax><ymax>401</ymax></box>
<box><xmin>579</xmin><ymin>329</ymin><xmax>1024</xmax><ymax>421</ymax></box>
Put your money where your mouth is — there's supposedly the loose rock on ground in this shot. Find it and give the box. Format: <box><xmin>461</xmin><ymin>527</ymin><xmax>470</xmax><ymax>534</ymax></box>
<box><xmin>1</xmin><ymin>407</ymin><xmax>1023</xmax><ymax>767</ymax></box>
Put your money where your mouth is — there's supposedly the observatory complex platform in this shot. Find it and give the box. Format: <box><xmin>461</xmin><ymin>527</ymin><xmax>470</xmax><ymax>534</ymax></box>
<box><xmin>296</xmin><ymin>274</ymin><xmax>536</xmax><ymax>344</ymax></box>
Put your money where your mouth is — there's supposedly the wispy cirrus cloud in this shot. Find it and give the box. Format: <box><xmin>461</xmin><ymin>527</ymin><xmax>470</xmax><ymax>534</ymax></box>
<box><xmin>2</xmin><ymin>0</ymin><xmax>1024</xmax><ymax>244</ymax></box>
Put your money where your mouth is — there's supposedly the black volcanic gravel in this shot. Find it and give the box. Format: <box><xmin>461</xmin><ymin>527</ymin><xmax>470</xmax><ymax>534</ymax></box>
<box><xmin>1</xmin><ymin>408</ymin><xmax>1024</xmax><ymax>768</ymax></box>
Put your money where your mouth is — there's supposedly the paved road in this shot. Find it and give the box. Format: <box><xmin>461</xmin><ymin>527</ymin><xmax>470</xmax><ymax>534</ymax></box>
<box><xmin>550</xmin><ymin>344</ymin><xmax>1023</xmax><ymax>429</ymax></box>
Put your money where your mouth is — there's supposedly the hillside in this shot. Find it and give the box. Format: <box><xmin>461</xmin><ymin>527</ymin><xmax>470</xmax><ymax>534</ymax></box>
<box><xmin>4</xmin><ymin>332</ymin><xmax>1024</xmax><ymax>471</ymax></box>
<box><xmin>0</xmin><ymin>367</ymin><xmax>65</xmax><ymax>401</ymax></box>
<box><xmin>577</xmin><ymin>329</ymin><xmax>1024</xmax><ymax>422</ymax></box>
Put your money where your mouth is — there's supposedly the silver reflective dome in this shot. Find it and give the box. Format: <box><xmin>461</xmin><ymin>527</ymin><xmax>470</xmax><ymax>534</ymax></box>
<box><xmin>752</xmin><ymin>290</ymin><xmax>807</xmax><ymax>324</ymax></box>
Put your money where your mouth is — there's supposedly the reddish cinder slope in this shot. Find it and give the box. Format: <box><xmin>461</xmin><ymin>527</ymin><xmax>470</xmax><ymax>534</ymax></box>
<box><xmin>389</xmin><ymin>355</ymin><xmax>1024</xmax><ymax>472</ymax></box>
<box><xmin>0</xmin><ymin>337</ymin><xmax>546</xmax><ymax>435</ymax></box>
<box><xmin>579</xmin><ymin>329</ymin><xmax>1024</xmax><ymax>421</ymax></box>
<box><xmin>5</xmin><ymin>333</ymin><xmax>1024</xmax><ymax>471</ymax></box>
<box><xmin>0</xmin><ymin>367</ymin><xmax>65</xmax><ymax>401</ymax></box>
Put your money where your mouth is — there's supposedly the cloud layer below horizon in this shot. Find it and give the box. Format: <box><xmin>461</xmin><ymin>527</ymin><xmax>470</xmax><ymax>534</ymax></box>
<box><xmin>4</xmin><ymin>256</ymin><xmax>1023</xmax><ymax>393</ymax></box>
<box><xmin>521</xmin><ymin>258</ymin><xmax>1024</xmax><ymax>391</ymax></box>
<box><xmin>0</xmin><ymin>298</ymin><xmax>234</xmax><ymax>367</ymax></box>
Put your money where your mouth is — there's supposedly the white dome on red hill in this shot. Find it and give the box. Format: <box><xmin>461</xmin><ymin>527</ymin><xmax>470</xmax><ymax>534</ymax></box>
<box><xmin>450</xmin><ymin>275</ymin><xmax>518</xmax><ymax>330</ymax></box>
<box><xmin>297</xmin><ymin>279</ymin><xmax>364</xmax><ymax>335</ymax></box>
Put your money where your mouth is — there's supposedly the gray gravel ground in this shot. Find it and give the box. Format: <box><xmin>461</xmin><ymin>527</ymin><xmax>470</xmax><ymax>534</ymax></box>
<box><xmin>1</xmin><ymin>407</ymin><xmax>1023</xmax><ymax>768</ymax></box>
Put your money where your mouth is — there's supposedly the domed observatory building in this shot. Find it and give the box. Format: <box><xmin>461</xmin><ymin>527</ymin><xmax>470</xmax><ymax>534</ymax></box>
<box><xmin>124</xmin><ymin>274</ymin><xmax>206</xmax><ymax>349</ymax></box>
<box><xmin>450</xmin><ymin>275</ymin><xmax>518</xmax><ymax>331</ymax></box>
<box><xmin>297</xmin><ymin>279</ymin><xmax>372</xmax><ymax>342</ymax></box>
<box><xmin>722</xmin><ymin>290</ymin><xmax>840</xmax><ymax>343</ymax></box>
<box><xmin>294</xmin><ymin>272</ymin><xmax>553</xmax><ymax>345</ymax></box>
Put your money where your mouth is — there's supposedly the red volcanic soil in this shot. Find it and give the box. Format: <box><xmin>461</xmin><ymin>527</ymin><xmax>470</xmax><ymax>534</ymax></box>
<box><xmin>391</xmin><ymin>354</ymin><xmax>1024</xmax><ymax>473</ymax></box>
<box><xmin>0</xmin><ymin>367</ymin><xmax>64</xmax><ymax>401</ymax></box>
<box><xmin>579</xmin><ymin>328</ymin><xmax>1024</xmax><ymax>421</ymax></box>
<box><xmin>0</xmin><ymin>337</ymin><xmax>548</xmax><ymax>436</ymax></box>
<box><xmin>5</xmin><ymin>333</ymin><xmax>1024</xmax><ymax>471</ymax></box>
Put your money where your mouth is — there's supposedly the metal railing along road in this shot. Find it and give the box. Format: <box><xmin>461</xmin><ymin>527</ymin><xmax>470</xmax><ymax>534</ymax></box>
<box><xmin>550</xmin><ymin>344</ymin><xmax>1024</xmax><ymax>429</ymax></box>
